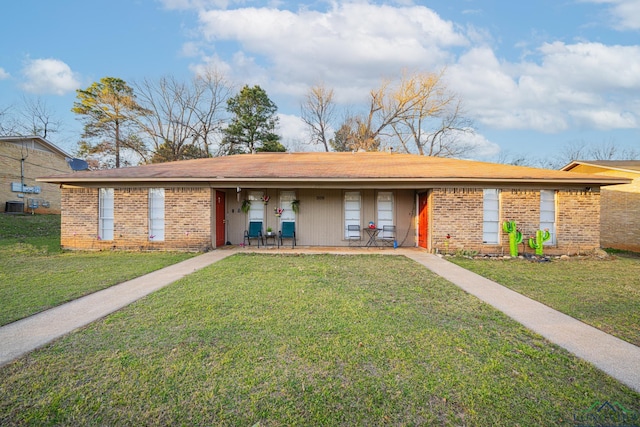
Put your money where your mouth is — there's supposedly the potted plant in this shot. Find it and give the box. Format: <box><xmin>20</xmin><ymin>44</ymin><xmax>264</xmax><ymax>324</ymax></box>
<box><xmin>266</xmin><ymin>226</ymin><xmax>274</xmax><ymax>236</ymax></box>
<box><xmin>291</xmin><ymin>199</ymin><xmax>300</xmax><ymax>214</ymax></box>
<box><xmin>241</xmin><ymin>199</ymin><xmax>251</xmax><ymax>214</ymax></box>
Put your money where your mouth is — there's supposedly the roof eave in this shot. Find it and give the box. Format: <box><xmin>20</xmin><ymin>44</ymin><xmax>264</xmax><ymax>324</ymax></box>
<box><xmin>39</xmin><ymin>176</ymin><xmax>631</xmax><ymax>187</ymax></box>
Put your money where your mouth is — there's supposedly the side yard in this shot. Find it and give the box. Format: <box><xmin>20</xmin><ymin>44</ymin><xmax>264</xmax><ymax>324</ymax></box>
<box><xmin>449</xmin><ymin>253</ymin><xmax>640</xmax><ymax>347</ymax></box>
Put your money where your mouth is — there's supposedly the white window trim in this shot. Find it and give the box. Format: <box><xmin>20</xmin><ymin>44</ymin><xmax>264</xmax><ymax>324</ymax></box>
<box><xmin>99</xmin><ymin>188</ymin><xmax>114</xmax><ymax>241</ymax></box>
<box><xmin>279</xmin><ymin>191</ymin><xmax>296</xmax><ymax>223</ymax></box>
<box><xmin>376</xmin><ymin>191</ymin><xmax>394</xmax><ymax>230</ymax></box>
<box><xmin>248</xmin><ymin>191</ymin><xmax>265</xmax><ymax>223</ymax></box>
<box><xmin>540</xmin><ymin>190</ymin><xmax>557</xmax><ymax>245</ymax></box>
<box><xmin>344</xmin><ymin>191</ymin><xmax>361</xmax><ymax>239</ymax></box>
<box><xmin>149</xmin><ymin>188</ymin><xmax>165</xmax><ymax>242</ymax></box>
<box><xmin>482</xmin><ymin>189</ymin><xmax>500</xmax><ymax>244</ymax></box>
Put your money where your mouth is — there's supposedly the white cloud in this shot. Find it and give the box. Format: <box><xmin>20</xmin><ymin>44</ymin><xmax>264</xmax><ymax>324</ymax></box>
<box><xmin>0</xmin><ymin>67</ymin><xmax>9</xmax><ymax>80</ymax></box>
<box><xmin>448</xmin><ymin>41</ymin><xmax>640</xmax><ymax>133</ymax></box>
<box><xmin>20</xmin><ymin>58</ymin><xmax>81</xmax><ymax>95</ymax></box>
<box><xmin>196</xmin><ymin>3</ymin><xmax>468</xmax><ymax>100</ymax></box>
<box><xmin>185</xmin><ymin>1</ymin><xmax>640</xmax><ymax>138</ymax></box>
<box><xmin>569</xmin><ymin>108</ymin><xmax>638</xmax><ymax>129</ymax></box>
<box><xmin>581</xmin><ymin>0</ymin><xmax>640</xmax><ymax>30</ymax></box>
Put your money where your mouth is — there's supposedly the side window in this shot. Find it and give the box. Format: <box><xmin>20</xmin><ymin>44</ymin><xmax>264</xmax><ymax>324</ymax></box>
<box><xmin>149</xmin><ymin>188</ymin><xmax>165</xmax><ymax>242</ymax></box>
<box><xmin>344</xmin><ymin>191</ymin><xmax>361</xmax><ymax>238</ymax></box>
<box><xmin>377</xmin><ymin>192</ymin><xmax>394</xmax><ymax>229</ymax></box>
<box><xmin>279</xmin><ymin>191</ymin><xmax>296</xmax><ymax>222</ymax></box>
<box><xmin>540</xmin><ymin>190</ymin><xmax>556</xmax><ymax>245</ymax></box>
<box><xmin>248</xmin><ymin>191</ymin><xmax>265</xmax><ymax>223</ymax></box>
<box><xmin>99</xmin><ymin>188</ymin><xmax>114</xmax><ymax>241</ymax></box>
<box><xmin>482</xmin><ymin>189</ymin><xmax>500</xmax><ymax>244</ymax></box>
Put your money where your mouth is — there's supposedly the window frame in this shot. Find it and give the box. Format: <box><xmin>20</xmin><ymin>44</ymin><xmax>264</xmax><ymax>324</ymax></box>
<box><xmin>98</xmin><ymin>188</ymin><xmax>114</xmax><ymax>241</ymax></box>
<box><xmin>376</xmin><ymin>191</ymin><xmax>394</xmax><ymax>230</ymax></box>
<box><xmin>482</xmin><ymin>189</ymin><xmax>500</xmax><ymax>244</ymax></box>
<box><xmin>540</xmin><ymin>190</ymin><xmax>557</xmax><ymax>245</ymax></box>
<box><xmin>344</xmin><ymin>191</ymin><xmax>362</xmax><ymax>239</ymax></box>
<box><xmin>279</xmin><ymin>191</ymin><xmax>296</xmax><ymax>223</ymax></box>
<box><xmin>148</xmin><ymin>188</ymin><xmax>165</xmax><ymax>242</ymax></box>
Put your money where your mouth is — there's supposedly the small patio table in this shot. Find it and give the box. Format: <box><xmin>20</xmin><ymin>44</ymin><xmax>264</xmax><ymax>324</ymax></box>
<box><xmin>364</xmin><ymin>227</ymin><xmax>380</xmax><ymax>247</ymax></box>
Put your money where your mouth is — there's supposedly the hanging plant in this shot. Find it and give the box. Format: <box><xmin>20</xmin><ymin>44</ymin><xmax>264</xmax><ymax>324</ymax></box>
<box><xmin>291</xmin><ymin>199</ymin><xmax>300</xmax><ymax>214</ymax></box>
<box><xmin>241</xmin><ymin>199</ymin><xmax>251</xmax><ymax>214</ymax></box>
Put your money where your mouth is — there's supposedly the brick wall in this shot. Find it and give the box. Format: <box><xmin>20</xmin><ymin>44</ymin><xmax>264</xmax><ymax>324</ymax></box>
<box><xmin>600</xmin><ymin>178</ymin><xmax>640</xmax><ymax>251</ymax></box>
<box><xmin>430</xmin><ymin>188</ymin><xmax>601</xmax><ymax>255</ymax></box>
<box><xmin>430</xmin><ymin>188</ymin><xmax>483</xmax><ymax>252</ymax></box>
<box><xmin>556</xmin><ymin>190</ymin><xmax>600</xmax><ymax>254</ymax></box>
<box><xmin>1</xmin><ymin>141</ymin><xmax>70</xmax><ymax>213</ymax></box>
<box><xmin>61</xmin><ymin>186</ymin><xmax>212</xmax><ymax>251</ymax></box>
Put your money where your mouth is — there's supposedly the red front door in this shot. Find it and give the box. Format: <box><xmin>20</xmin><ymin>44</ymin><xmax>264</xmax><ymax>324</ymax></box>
<box><xmin>215</xmin><ymin>191</ymin><xmax>226</xmax><ymax>247</ymax></box>
<box><xmin>418</xmin><ymin>192</ymin><xmax>428</xmax><ymax>249</ymax></box>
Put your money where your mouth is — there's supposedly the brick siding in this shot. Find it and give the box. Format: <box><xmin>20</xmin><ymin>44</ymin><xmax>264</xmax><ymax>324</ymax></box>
<box><xmin>61</xmin><ymin>185</ymin><xmax>603</xmax><ymax>254</ymax></box>
<box><xmin>61</xmin><ymin>186</ymin><xmax>212</xmax><ymax>251</ymax></box>
<box><xmin>1</xmin><ymin>141</ymin><xmax>69</xmax><ymax>213</ymax></box>
<box><xmin>431</xmin><ymin>188</ymin><xmax>601</xmax><ymax>256</ymax></box>
<box><xmin>600</xmin><ymin>178</ymin><xmax>640</xmax><ymax>252</ymax></box>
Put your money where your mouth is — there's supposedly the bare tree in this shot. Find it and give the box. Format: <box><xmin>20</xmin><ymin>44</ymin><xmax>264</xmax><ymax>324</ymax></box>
<box><xmin>18</xmin><ymin>97</ymin><xmax>62</xmax><ymax>139</ymax></box>
<box><xmin>545</xmin><ymin>139</ymin><xmax>640</xmax><ymax>169</ymax></box>
<box><xmin>0</xmin><ymin>104</ymin><xmax>18</xmax><ymax>136</ymax></box>
<box><xmin>134</xmin><ymin>68</ymin><xmax>233</xmax><ymax>163</ymax></box>
<box><xmin>334</xmin><ymin>69</ymin><xmax>474</xmax><ymax>156</ymax></box>
<box><xmin>386</xmin><ymin>70</ymin><xmax>474</xmax><ymax>156</ymax></box>
<box><xmin>300</xmin><ymin>84</ymin><xmax>335</xmax><ymax>152</ymax></box>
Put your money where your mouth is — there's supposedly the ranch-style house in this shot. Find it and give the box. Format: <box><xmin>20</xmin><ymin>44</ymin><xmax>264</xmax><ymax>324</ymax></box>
<box><xmin>38</xmin><ymin>152</ymin><xmax>630</xmax><ymax>254</ymax></box>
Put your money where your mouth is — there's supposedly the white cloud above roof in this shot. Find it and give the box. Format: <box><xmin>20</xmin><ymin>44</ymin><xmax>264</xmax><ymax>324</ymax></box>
<box><xmin>19</xmin><ymin>58</ymin><xmax>81</xmax><ymax>95</ymax></box>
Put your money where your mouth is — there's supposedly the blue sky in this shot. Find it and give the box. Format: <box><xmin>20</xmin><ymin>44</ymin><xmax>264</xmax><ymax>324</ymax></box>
<box><xmin>1</xmin><ymin>0</ymin><xmax>639</xmax><ymax>163</ymax></box>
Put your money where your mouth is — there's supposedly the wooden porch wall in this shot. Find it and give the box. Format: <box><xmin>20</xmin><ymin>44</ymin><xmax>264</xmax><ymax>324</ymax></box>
<box><xmin>226</xmin><ymin>189</ymin><xmax>416</xmax><ymax>247</ymax></box>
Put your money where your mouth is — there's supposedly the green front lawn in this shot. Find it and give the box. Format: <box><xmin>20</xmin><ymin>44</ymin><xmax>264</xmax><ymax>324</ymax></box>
<box><xmin>1</xmin><ymin>254</ymin><xmax>637</xmax><ymax>426</ymax></box>
<box><xmin>449</xmin><ymin>253</ymin><xmax>640</xmax><ymax>346</ymax></box>
<box><xmin>0</xmin><ymin>214</ymin><xmax>194</xmax><ymax>326</ymax></box>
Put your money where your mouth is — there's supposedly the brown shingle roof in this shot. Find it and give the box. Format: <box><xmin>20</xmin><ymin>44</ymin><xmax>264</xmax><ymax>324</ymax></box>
<box><xmin>38</xmin><ymin>152</ymin><xmax>631</xmax><ymax>187</ymax></box>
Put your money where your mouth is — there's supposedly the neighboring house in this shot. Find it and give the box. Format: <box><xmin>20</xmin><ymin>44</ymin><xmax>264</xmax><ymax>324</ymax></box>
<box><xmin>562</xmin><ymin>160</ymin><xmax>640</xmax><ymax>252</ymax></box>
<box><xmin>1</xmin><ymin>136</ymin><xmax>72</xmax><ymax>214</ymax></box>
<box><xmin>38</xmin><ymin>152</ymin><xmax>630</xmax><ymax>254</ymax></box>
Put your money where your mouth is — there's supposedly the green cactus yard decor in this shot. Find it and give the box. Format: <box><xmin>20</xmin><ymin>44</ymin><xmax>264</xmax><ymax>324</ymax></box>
<box><xmin>502</xmin><ymin>220</ymin><xmax>523</xmax><ymax>257</ymax></box>
<box><xmin>528</xmin><ymin>229</ymin><xmax>551</xmax><ymax>256</ymax></box>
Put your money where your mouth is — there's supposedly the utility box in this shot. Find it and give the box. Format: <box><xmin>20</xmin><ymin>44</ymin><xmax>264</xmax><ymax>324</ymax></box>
<box><xmin>5</xmin><ymin>201</ymin><xmax>24</xmax><ymax>213</ymax></box>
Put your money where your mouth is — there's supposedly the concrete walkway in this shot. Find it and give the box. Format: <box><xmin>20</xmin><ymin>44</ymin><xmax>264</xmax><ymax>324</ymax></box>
<box><xmin>403</xmin><ymin>250</ymin><xmax>640</xmax><ymax>394</ymax></box>
<box><xmin>0</xmin><ymin>249</ymin><xmax>237</xmax><ymax>367</ymax></box>
<box><xmin>1</xmin><ymin>247</ymin><xmax>638</xmax><ymax>394</ymax></box>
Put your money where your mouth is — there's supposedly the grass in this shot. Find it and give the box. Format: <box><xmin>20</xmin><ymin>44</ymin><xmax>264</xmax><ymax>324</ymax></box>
<box><xmin>449</xmin><ymin>253</ymin><xmax>640</xmax><ymax>346</ymax></box>
<box><xmin>0</xmin><ymin>213</ymin><xmax>61</xmax><ymax>252</ymax></box>
<box><xmin>0</xmin><ymin>214</ymin><xmax>195</xmax><ymax>326</ymax></box>
<box><xmin>1</xmin><ymin>254</ymin><xmax>638</xmax><ymax>426</ymax></box>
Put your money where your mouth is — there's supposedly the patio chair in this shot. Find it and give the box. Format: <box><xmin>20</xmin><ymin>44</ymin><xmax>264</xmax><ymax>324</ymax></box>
<box><xmin>279</xmin><ymin>221</ymin><xmax>296</xmax><ymax>248</ymax></box>
<box><xmin>244</xmin><ymin>221</ymin><xmax>264</xmax><ymax>247</ymax></box>
<box><xmin>379</xmin><ymin>225</ymin><xmax>396</xmax><ymax>246</ymax></box>
<box><xmin>347</xmin><ymin>224</ymin><xmax>362</xmax><ymax>246</ymax></box>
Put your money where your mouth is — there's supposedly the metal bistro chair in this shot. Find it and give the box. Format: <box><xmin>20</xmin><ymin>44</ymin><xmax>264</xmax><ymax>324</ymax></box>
<box><xmin>244</xmin><ymin>221</ymin><xmax>264</xmax><ymax>247</ymax></box>
<box><xmin>379</xmin><ymin>225</ymin><xmax>396</xmax><ymax>246</ymax></box>
<box><xmin>279</xmin><ymin>221</ymin><xmax>296</xmax><ymax>248</ymax></box>
<box><xmin>347</xmin><ymin>224</ymin><xmax>362</xmax><ymax>246</ymax></box>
